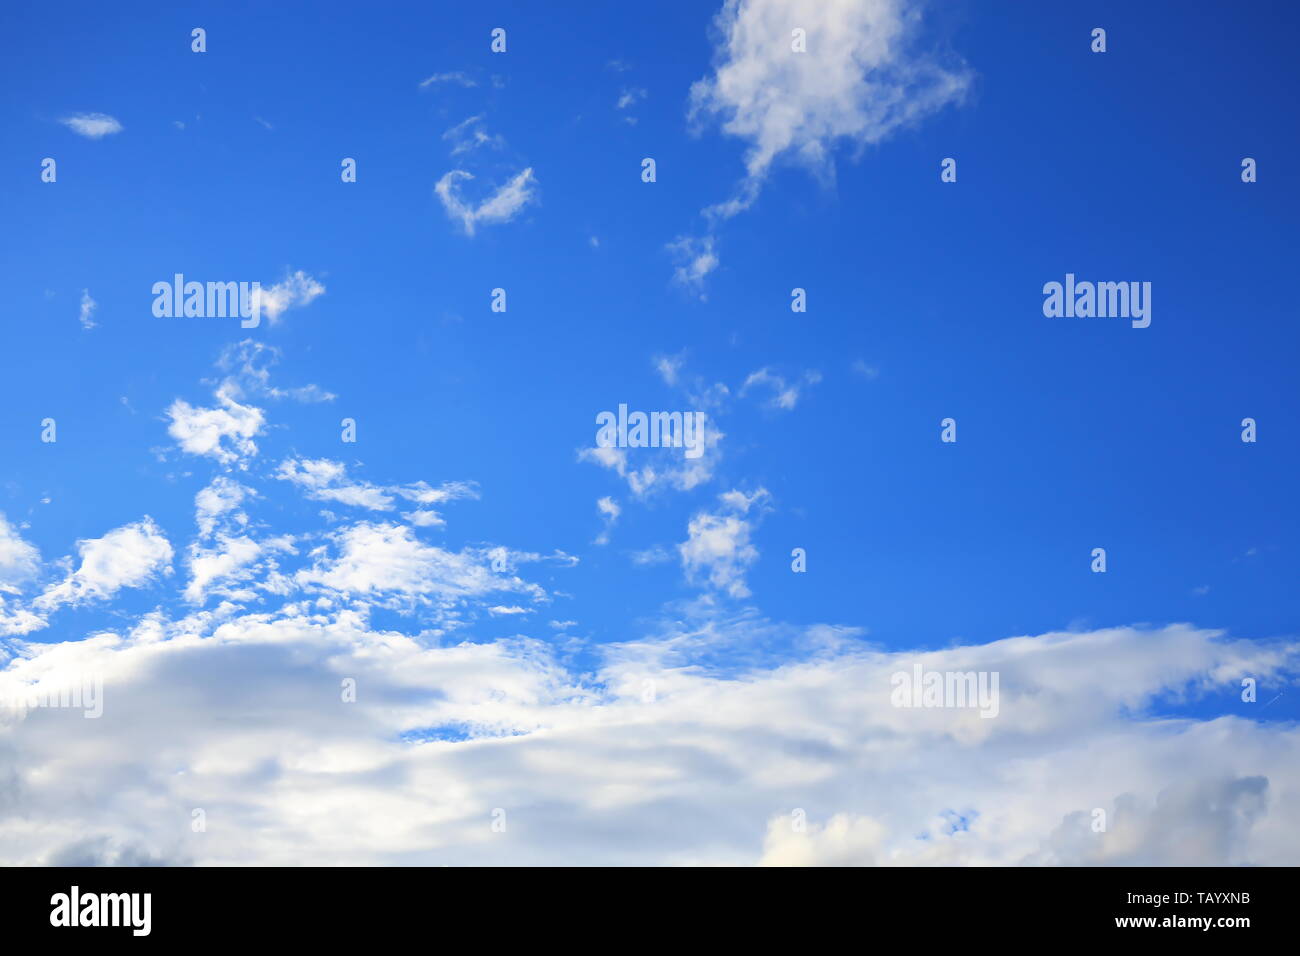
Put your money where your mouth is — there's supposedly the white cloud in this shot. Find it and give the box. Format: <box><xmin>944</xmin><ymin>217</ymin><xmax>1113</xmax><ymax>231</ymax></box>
<box><xmin>667</xmin><ymin>235</ymin><xmax>718</xmax><ymax>295</ymax></box>
<box><xmin>759</xmin><ymin>812</ymin><xmax>887</xmax><ymax>866</ymax></box>
<box><xmin>33</xmin><ymin>518</ymin><xmax>173</xmax><ymax>611</ymax></box>
<box><xmin>78</xmin><ymin>290</ymin><xmax>97</xmax><ymax>330</ymax></box>
<box><xmin>251</xmin><ymin>271</ymin><xmax>325</xmax><ymax>323</ymax></box>
<box><xmin>0</xmin><ymin>596</ymin><xmax>46</xmax><ymax>636</ymax></box>
<box><xmin>851</xmin><ymin>358</ymin><xmax>880</xmax><ymax>380</ymax></box>
<box><xmin>0</xmin><ymin>515</ymin><xmax>41</xmax><ymax>590</ymax></box>
<box><xmin>277</xmin><ymin>459</ymin><xmax>395</xmax><ymax>511</ymax></box>
<box><xmin>442</xmin><ymin>115</ymin><xmax>505</xmax><ymax>156</ymax></box>
<box><xmin>60</xmin><ymin>113</ymin><xmax>123</xmax><ymax>139</ymax></box>
<box><xmin>420</xmin><ymin>71</ymin><xmax>477</xmax><ymax>89</ymax></box>
<box><xmin>629</xmin><ymin>546</ymin><xmax>673</xmax><ymax>567</ymax></box>
<box><xmin>617</xmin><ymin>87</ymin><xmax>647</xmax><ymax>109</ymax></box>
<box><xmin>195</xmin><ymin>476</ymin><xmax>254</xmax><ymax>537</ymax></box>
<box><xmin>4</xmin><ymin>341</ymin><xmax>1294</xmax><ymax>868</ymax></box>
<box><xmin>295</xmin><ymin>521</ymin><xmax>541</xmax><ymax>608</ymax></box>
<box><xmin>397</xmin><ymin>480</ymin><xmax>479</xmax><ymax>507</ymax></box>
<box><xmin>277</xmin><ymin>459</ymin><xmax>476</xmax><ymax>525</ymax></box>
<box><xmin>435</xmin><ymin>168</ymin><xmax>538</xmax><ymax>236</ymax></box>
<box><xmin>216</xmin><ymin>340</ymin><xmax>335</xmax><ymax>403</ymax></box>
<box><xmin>689</xmin><ymin>0</ymin><xmax>970</xmax><ymax>220</ymax></box>
<box><xmin>740</xmin><ymin>367</ymin><xmax>822</xmax><ymax>410</ymax></box>
<box><xmin>404</xmin><ymin>510</ymin><xmax>446</xmax><ymax>528</ymax></box>
<box><xmin>580</xmin><ymin>357</ymin><xmax>727</xmax><ymax>500</ymax></box>
<box><xmin>654</xmin><ymin>354</ymin><xmax>684</xmax><ymax>387</ymax></box>
<box><xmin>1</xmin><ymin>620</ymin><xmax>1296</xmax><ymax>865</ymax></box>
<box><xmin>678</xmin><ymin>488</ymin><xmax>771</xmax><ymax>598</ymax></box>
<box><xmin>594</xmin><ymin>496</ymin><xmax>621</xmax><ymax>546</ymax></box>
<box><xmin>166</xmin><ymin>388</ymin><xmax>265</xmax><ymax>466</ymax></box>
<box><xmin>579</xmin><ymin>437</ymin><xmax>719</xmax><ymax>500</ymax></box>
<box><xmin>185</xmin><ymin>535</ymin><xmax>262</xmax><ymax>604</ymax></box>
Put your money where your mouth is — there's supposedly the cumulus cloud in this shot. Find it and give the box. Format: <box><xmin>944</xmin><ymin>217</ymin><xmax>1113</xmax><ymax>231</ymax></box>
<box><xmin>60</xmin><ymin>113</ymin><xmax>123</xmax><ymax>139</ymax></box>
<box><xmin>216</xmin><ymin>340</ymin><xmax>334</xmax><ymax>403</ymax></box>
<box><xmin>689</xmin><ymin>0</ymin><xmax>970</xmax><ymax>219</ymax></box>
<box><xmin>184</xmin><ymin>535</ymin><xmax>262</xmax><ymax>604</ymax></box>
<box><xmin>678</xmin><ymin>488</ymin><xmax>771</xmax><ymax>598</ymax></box>
<box><xmin>194</xmin><ymin>476</ymin><xmax>254</xmax><ymax>537</ymax></box>
<box><xmin>3</xmin><ymin>346</ymin><xmax>1294</xmax><ymax>868</ymax></box>
<box><xmin>166</xmin><ymin>389</ymin><xmax>265</xmax><ymax>466</ymax></box>
<box><xmin>1</xmin><ymin>619</ymin><xmax>1296</xmax><ymax>865</ymax></box>
<box><xmin>435</xmin><ymin>168</ymin><xmax>538</xmax><ymax>236</ymax></box>
<box><xmin>672</xmin><ymin>0</ymin><xmax>970</xmax><ymax>292</ymax></box>
<box><xmin>33</xmin><ymin>519</ymin><xmax>173</xmax><ymax>611</ymax></box>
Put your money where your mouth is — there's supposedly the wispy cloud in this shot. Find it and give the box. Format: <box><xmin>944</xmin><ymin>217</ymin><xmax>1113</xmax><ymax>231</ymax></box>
<box><xmin>594</xmin><ymin>496</ymin><xmax>621</xmax><ymax>546</ymax></box>
<box><xmin>60</xmin><ymin>113</ymin><xmax>123</xmax><ymax>139</ymax></box>
<box><xmin>420</xmin><ymin>71</ymin><xmax>477</xmax><ymax>89</ymax></box>
<box><xmin>667</xmin><ymin>235</ymin><xmax>718</xmax><ymax>296</ymax></box>
<box><xmin>442</xmin><ymin>115</ymin><xmax>505</xmax><ymax>156</ymax></box>
<box><xmin>251</xmin><ymin>270</ymin><xmax>325</xmax><ymax>323</ymax></box>
<box><xmin>78</xmin><ymin>290</ymin><xmax>97</xmax><ymax>330</ymax></box>
<box><xmin>435</xmin><ymin>168</ymin><xmax>539</xmax><ymax>236</ymax></box>
<box><xmin>740</xmin><ymin>367</ymin><xmax>822</xmax><ymax>410</ymax></box>
<box><xmin>617</xmin><ymin>87</ymin><xmax>647</xmax><ymax>110</ymax></box>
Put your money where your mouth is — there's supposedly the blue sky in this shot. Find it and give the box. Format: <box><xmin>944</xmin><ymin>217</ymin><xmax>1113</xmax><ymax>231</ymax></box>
<box><xmin>0</xmin><ymin>1</ymin><xmax>1297</xmax><ymax>865</ymax></box>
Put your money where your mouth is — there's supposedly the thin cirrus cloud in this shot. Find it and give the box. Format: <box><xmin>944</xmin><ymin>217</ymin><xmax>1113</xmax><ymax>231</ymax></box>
<box><xmin>419</xmin><ymin>71</ymin><xmax>477</xmax><ymax>89</ymax></box>
<box><xmin>77</xmin><ymin>290</ymin><xmax>97</xmax><ymax>330</ymax></box>
<box><xmin>59</xmin><ymin>112</ymin><xmax>123</xmax><ymax>138</ymax></box>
